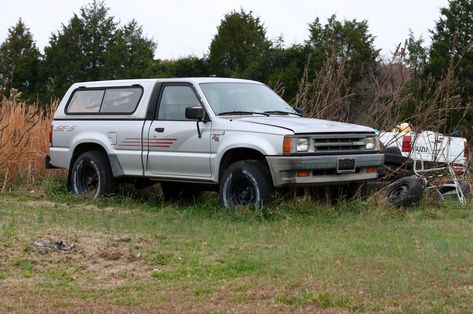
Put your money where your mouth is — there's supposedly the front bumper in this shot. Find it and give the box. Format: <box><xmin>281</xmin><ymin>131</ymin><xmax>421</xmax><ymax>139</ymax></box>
<box><xmin>266</xmin><ymin>153</ymin><xmax>384</xmax><ymax>187</ymax></box>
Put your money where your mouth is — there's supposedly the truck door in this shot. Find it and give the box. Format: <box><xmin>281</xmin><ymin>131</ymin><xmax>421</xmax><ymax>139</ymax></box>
<box><xmin>145</xmin><ymin>84</ymin><xmax>212</xmax><ymax>178</ymax></box>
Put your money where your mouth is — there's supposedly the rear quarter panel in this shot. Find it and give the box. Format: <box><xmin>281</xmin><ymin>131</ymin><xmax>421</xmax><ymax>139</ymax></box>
<box><xmin>49</xmin><ymin>80</ymin><xmax>155</xmax><ymax>174</ymax></box>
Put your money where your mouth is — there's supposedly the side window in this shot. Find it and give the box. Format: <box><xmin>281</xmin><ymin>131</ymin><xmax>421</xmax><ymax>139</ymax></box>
<box><xmin>101</xmin><ymin>88</ymin><xmax>142</xmax><ymax>113</ymax></box>
<box><xmin>67</xmin><ymin>90</ymin><xmax>104</xmax><ymax>113</ymax></box>
<box><xmin>66</xmin><ymin>87</ymin><xmax>142</xmax><ymax>114</ymax></box>
<box><xmin>158</xmin><ymin>85</ymin><xmax>200</xmax><ymax>120</ymax></box>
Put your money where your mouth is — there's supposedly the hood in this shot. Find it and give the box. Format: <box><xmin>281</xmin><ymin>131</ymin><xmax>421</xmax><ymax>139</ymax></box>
<box><xmin>238</xmin><ymin>116</ymin><xmax>375</xmax><ymax>134</ymax></box>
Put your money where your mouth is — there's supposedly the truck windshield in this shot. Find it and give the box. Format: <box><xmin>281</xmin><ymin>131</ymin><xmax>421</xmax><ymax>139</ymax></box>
<box><xmin>200</xmin><ymin>83</ymin><xmax>296</xmax><ymax>116</ymax></box>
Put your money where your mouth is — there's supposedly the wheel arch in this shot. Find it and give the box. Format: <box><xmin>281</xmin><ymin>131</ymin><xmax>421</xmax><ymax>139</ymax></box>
<box><xmin>70</xmin><ymin>143</ymin><xmax>108</xmax><ymax>169</ymax></box>
<box><xmin>69</xmin><ymin>142</ymin><xmax>123</xmax><ymax>181</ymax></box>
<box><xmin>218</xmin><ymin>147</ymin><xmax>269</xmax><ymax>181</ymax></box>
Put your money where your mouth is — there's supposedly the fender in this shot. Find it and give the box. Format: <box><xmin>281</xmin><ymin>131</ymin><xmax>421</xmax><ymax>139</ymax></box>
<box><xmin>68</xmin><ymin>132</ymin><xmax>113</xmax><ymax>165</ymax></box>
<box><xmin>211</xmin><ymin>132</ymin><xmax>284</xmax><ymax>182</ymax></box>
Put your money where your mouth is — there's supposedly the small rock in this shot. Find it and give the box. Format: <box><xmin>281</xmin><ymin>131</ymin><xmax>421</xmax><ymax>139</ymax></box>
<box><xmin>32</xmin><ymin>239</ymin><xmax>71</xmax><ymax>254</ymax></box>
<box><xmin>116</xmin><ymin>236</ymin><xmax>132</xmax><ymax>243</ymax></box>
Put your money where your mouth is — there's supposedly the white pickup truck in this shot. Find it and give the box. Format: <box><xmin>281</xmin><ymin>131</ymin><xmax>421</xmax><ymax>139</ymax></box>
<box><xmin>46</xmin><ymin>78</ymin><xmax>384</xmax><ymax>208</ymax></box>
<box><xmin>379</xmin><ymin>129</ymin><xmax>468</xmax><ymax>171</ymax></box>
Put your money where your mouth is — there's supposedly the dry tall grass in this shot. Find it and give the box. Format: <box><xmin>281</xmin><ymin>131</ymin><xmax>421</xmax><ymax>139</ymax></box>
<box><xmin>292</xmin><ymin>54</ymin><xmax>354</xmax><ymax>122</ymax></box>
<box><xmin>0</xmin><ymin>95</ymin><xmax>57</xmax><ymax>189</ymax></box>
<box><xmin>293</xmin><ymin>45</ymin><xmax>468</xmax><ymax>135</ymax></box>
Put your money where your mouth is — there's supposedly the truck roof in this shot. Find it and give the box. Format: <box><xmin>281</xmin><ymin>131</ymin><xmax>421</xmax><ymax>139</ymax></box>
<box><xmin>71</xmin><ymin>77</ymin><xmax>262</xmax><ymax>88</ymax></box>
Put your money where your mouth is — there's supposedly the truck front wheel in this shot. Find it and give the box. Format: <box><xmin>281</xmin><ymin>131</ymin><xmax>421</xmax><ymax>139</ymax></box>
<box><xmin>70</xmin><ymin>151</ymin><xmax>117</xmax><ymax>198</ymax></box>
<box><xmin>219</xmin><ymin>160</ymin><xmax>275</xmax><ymax>209</ymax></box>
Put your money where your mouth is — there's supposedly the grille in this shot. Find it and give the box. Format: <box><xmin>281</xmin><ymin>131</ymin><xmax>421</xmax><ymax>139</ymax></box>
<box><xmin>312</xmin><ymin>134</ymin><xmax>367</xmax><ymax>153</ymax></box>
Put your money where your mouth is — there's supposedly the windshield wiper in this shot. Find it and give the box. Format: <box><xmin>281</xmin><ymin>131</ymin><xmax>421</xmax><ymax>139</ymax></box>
<box><xmin>218</xmin><ymin>111</ymin><xmax>270</xmax><ymax>116</ymax></box>
<box><xmin>264</xmin><ymin>110</ymin><xmax>302</xmax><ymax>117</ymax></box>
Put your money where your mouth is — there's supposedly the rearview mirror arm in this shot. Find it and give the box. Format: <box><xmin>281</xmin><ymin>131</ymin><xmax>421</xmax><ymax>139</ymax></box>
<box><xmin>196</xmin><ymin>120</ymin><xmax>201</xmax><ymax>139</ymax></box>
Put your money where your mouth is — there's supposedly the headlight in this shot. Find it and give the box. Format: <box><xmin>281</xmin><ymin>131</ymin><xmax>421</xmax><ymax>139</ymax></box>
<box><xmin>365</xmin><ymin>137</ymin><xmax>378</xmax><ymax>150</ymax></box>
<box><xmin>296</xmin><ymin>138</ymin><xmax>309</xmax><ymax>152</ymax></box>
<box><xmin>283</xmin><ymin>136</ymin><xmax>310</xmax><ymax>153</ymax></box>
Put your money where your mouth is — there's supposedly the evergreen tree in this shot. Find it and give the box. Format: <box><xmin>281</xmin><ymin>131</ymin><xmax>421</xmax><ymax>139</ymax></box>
<box><xmin>306</xmin><ymin>15</ymin><xmax>379</xmax><ymax>84</ymax></box>
<box><xmin>267</xmin><ymin>43</ymin><xmax>308</xmax><ymax>100</ymax></box>
<box><xmin>103</xmin><ymin>19</ymin><xmax>156</xmax><ymax>79</ymax></box>
<box><xmin>429</xmin><ymin>0</ymin><xmax>473</xmax><ymax>101</ymax></box>
<box><xmin>41</xmin><ymin>0</ymin><xmax>156</xmax><ymax>98</ymax></box>
<box><xmin>0</xmin><ymin>19</ymin><xmax>40</xmax><ymax>101</ymax></box>
<box><xmin>208</xmin><ymin>9</ymin><xmax>271</xmax><ymax>78</ymax></box>
<box><xmin>146</xmin><ymin>56</ymin><xmax>208</xmax><ymax>78</ymax></box>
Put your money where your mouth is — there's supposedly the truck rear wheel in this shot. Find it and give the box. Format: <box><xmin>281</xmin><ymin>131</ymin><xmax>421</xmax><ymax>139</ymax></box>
<box><xmin>70</xmin><ymin>151</ymin><xmax>117</xmax><ymax>198</ymax></box>
<box><xmin>219</xmin><ymin>160</ymin><xmax>275</xmax><ymax>209</ymax></box>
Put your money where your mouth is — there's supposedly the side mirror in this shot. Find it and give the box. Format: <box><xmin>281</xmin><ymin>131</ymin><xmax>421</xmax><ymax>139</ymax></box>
<box><xmin>185</xmin><ymin>106</ymin><xmax>204</xmax><ymax>120</ymax></box>
<box><xmin>186</xmin><ymin>106</ymin><xmax>204</xmax><ymax>139</ymax></box>
<box><xmin>294</xmin><ymin>107</ymin><xmax>304</xmax><ymax>117</ymax></box>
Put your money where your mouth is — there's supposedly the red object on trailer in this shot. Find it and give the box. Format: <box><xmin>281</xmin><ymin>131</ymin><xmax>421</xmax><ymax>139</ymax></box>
<box><xmin>402</xmin><ymin>135</ymin><xmax>412</xmax><ymax>153</ymax></box>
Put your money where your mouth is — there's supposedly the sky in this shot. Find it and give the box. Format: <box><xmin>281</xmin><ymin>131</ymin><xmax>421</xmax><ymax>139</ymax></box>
<box><xmin>0</xmin><ymin>0</ymin><xmax>449</xmax><ymax>60</ymax></box>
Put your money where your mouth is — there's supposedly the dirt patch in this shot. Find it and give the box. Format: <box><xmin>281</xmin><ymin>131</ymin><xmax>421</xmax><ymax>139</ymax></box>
<box><xmin>0</xmin><ymin>231</ymin><xmax>354</xmax><ymax>313</ymax></box>
<box><xmin>2</xmin><ymin>229</ymin><xmax>153</xmax><ymax>289</ymax></box>
<box><xmin>64</xmin><ymin>231</ymin><xmax>150</xmax><ymax>285</ymax></box>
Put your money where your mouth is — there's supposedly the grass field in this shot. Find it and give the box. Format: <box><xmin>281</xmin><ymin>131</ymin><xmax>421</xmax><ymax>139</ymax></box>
<box><xmin>1</xmin><ymin>179</ymin><xmax>473</xmax><ymax>313</ymax></box>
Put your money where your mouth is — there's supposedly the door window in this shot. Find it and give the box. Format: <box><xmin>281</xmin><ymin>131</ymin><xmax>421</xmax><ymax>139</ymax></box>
<box><xmin>157</xmin><ymin>86</ymin><xmax>200</xmax><ymax>120</ymax></box>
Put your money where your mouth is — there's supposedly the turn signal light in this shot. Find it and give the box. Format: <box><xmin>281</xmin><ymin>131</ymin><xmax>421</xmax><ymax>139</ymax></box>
<box><xmin>366</xmin><ymin>166</ymin><xmax>376</xmax><ymax>173</ymax></box>
<box><xmin>296</xmin><ymin>170</ymin><xmax>311</xmax><ymax>177</ymax></box>
<box><xmin>283</xmin><ymin>137</ymin><xmax>292</xmax><ymax>154</ymax></box>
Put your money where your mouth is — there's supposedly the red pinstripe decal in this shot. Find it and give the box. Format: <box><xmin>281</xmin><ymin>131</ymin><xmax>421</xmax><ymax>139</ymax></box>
<box><xmin>125</xmin><ymin>138</ymin><xmax>178</xmax><ymax>140</ymax></box>
<box><xmin>122</xmin><ymin>140</ymin><xmax>176</xmax><ymax>142</ymax></box>
<box><xmin>142</xmin><ymin>138</ymin><xmax>177</xmax><ymax>141</ymax></box>
<box><xmin>118</xmin><ymin>137</ymin><xmax>177</xmax><ymax>149</ymax></box>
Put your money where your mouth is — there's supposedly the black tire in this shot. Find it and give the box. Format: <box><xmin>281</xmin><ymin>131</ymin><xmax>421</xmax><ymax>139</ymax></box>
<box><xmin>383</xmin><ymin>175</ymin><xmax>423</xmax><ymax>207</ymax></box>
<box><xmin>383</xmin><ymin>146</ymin><xmax>410</xmax><ymax>167</ymax></box>
<box><xmin>459</xmin><ymin>181</ymin><xmax>470</xmax><ymax>196</ymax></box>
<box><xmin>160</xmin><ymin>182</ymin><xmax>202</xmax><ymax>201</ymax></box>
<box><xmin>219</xmin><ymin>160</ymin><xmax>275</xmax><ymax>209</ymax></box>
<box><xmin>438</xmin><ymin>180</ymin><xmax>470</xmax><ymax>196</ymax></box>
<box><xmin>70</xmin><ymin>151</ymin><xmax>117</xmax><ymax>198</ymax></box>
<box><xmin>383</xmin><ymin>146</ymin><xmax>402</xmax><ymax>156</ymax></box>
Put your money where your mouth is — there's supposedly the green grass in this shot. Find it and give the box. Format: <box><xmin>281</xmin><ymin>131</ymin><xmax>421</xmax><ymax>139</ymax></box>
<box><xmin>1</xmin><ymin>179</ymin><xmax>473</xmax><ymax>312</ymax></box>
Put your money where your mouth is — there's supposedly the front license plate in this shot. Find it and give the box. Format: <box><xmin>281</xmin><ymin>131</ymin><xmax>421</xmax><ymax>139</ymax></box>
<box><xmin>337</xmin><ymin>158</ymin><xmax>356</xmax><ymax>173</ymax></box>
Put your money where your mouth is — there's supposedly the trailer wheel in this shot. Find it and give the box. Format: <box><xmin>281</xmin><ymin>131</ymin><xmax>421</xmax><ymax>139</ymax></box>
<box><xmin>438</xmin><ymin>180</ymin><xmax>470</xmax><ymax>196</ymax></box>
<box><xmin>383</xmin><ymin>175</ymin><xmax>423</xmax><ymax>207</ymax></box>
<box><xmin>219</xmin><ymin>160</ymin><xmax>275</xmax><ymax>209</ymax></box>
<box><xmin>70</xmin><ymin>151</ymin><xmax>117</xmax><ymax>198</ymax></box>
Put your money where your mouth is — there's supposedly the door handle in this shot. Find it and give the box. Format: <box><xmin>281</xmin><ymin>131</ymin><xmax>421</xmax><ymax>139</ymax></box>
<box><xmin>155</xmin><ymin>127</ymin><xmax>165</xmax><ymax>133</ymax></box>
